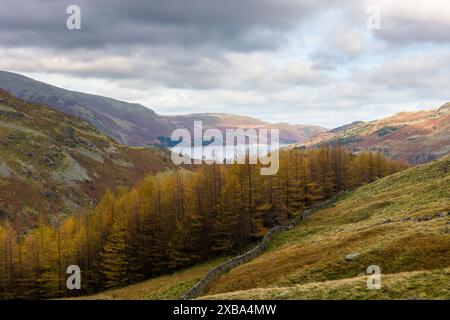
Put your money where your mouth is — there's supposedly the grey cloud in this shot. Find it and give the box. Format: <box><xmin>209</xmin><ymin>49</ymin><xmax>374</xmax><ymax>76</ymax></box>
<box><xmin>0</xmin><ymin>47</ymin><xmax>270</xmax><ymax>90</ymax></box>
<box><xmin>274</xmin><ymin>60</ymin><xmax>329</xmax><ymax>86</ymax></box>
<box><xmin>0</xmin><ymin>0</ymin><xmax>335</xmax><ymax>90</ymax></box>
<box><xmin>0</xmin><ymin>0</ymin><xmax>328</xmax><ymax>51</ymax></box>
<box><xmin>375</xmin><ymin>19</ymin><xmax>450</xmax><ymax>45</ymax></box>
<box><xmin>369</xmin><ymin>52</ymin><xmax>450</xmax><ymax>94</ymax></box>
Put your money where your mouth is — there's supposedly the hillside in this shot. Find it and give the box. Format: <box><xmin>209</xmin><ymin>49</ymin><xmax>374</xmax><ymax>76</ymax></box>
<box><xmin>0</xmin><ymin>71</ymin><xmax>327</xmax><ymax>146</ymax></box>
<box><xmin>296</xmin><ymin>105</ymin><xmax>450</xmax><ymax>164</ymax></box>
<box><xmin>0</xmin><ymin>89</ymin><xmax>175</xmax><ymax>228</ymax></box>
<box><xmin>0</xmin><ymin>70</ymin><xmax>175</xmax><ymax>146</ymax></box>
<box><xmin>200</xmin><ymin>155</ymin><xmax>450</xmax><ymax>299</ymax></box>
<box><xmin>72</xmin><ymin>155</ymin><xmax>449</xmax><ymax>300</ymax></box>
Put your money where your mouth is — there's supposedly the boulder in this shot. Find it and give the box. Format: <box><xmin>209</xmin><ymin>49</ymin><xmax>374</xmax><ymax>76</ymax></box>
<box><xmin>344</xmin><ymin>252</ymin><xmax>360</xmax><ymax>261</ymax></box>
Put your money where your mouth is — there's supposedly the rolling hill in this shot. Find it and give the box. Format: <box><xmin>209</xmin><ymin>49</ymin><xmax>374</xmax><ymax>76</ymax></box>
<box><xmin>0</xmin><ymin>70</ymin><xmax>327</xmax><ymax>146</ymax></box>
<box><xmin>0</xmin><ymin>89</ymin><xmax>175</xmax><ymax>228</ymax></box>
<box><xmin>296</xmin><ymin>104</ymin><xmax>450</xmax><ymax>164</ymax></box>
<box><xmin>74</xmin><ymin>154</ymin><xmax>450</xmax><ymax>299</ymax></box>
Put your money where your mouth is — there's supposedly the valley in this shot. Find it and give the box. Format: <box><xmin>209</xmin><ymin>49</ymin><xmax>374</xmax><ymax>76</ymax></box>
<box><xmin>1</xmin><ymin>0</ymin><xmax>449</xmax><ymax>306</ymax></box>
<box><xmin>0</xmin><ymin>71</ymin><xmax>448</xmax><ymax>300</ymax></box>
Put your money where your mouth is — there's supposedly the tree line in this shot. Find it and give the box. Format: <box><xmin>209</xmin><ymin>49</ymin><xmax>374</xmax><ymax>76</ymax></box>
<box><xmin>0</xmin><ymin>146</ymin><xmax>408</xmax><ymax>298</ymax></box>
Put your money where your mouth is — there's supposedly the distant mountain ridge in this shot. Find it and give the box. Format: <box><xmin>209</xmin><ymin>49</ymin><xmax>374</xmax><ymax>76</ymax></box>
<box><xmin>167</xmin><ymin>113</ymin><xmax>327</xmax><ymax>145</ymax></box>
<box><xmin>296</xmin><ymin>104</ymin><xmax>450</xmax><ymax>164</ymax></box>
<box><xmin>0</xmin><ymin>70</ymin><xmax>327</xmax><ymax>146</ymax></box>
<box><xmin>3</xmin><ymin>70</ymin><xmax>448</xmax><ymax>165</ymax></box>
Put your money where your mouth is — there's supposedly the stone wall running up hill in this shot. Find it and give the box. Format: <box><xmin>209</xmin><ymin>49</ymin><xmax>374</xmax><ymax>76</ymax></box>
<box><xmin>181</xmin><ymin>192</ymin><xmax>346</xmax><ymax>300</ymax></box>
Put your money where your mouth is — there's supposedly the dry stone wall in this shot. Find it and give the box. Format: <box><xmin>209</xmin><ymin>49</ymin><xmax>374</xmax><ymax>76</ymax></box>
<box><xmin>181</xmin><ymin>191</ymin><xmax>346</xmax><ymax>300</ymax></box>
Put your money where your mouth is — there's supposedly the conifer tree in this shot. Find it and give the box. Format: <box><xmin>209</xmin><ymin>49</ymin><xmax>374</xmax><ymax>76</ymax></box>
<box><xmin>100</xmin><ymin>211</ymin><xmax>128</xmax><ymax>288</ymax></box>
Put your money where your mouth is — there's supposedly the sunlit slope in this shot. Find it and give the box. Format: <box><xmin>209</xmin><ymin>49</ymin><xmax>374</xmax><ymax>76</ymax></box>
<box><xmin>296</xmin><ymin>103</ymin><xmax>450</xmax><ymax>164</ymax></box>
<box><xmin>201</xmin><ymin>268</ymin><xmax>450</xmax><ymax>300</ymax></box>
<box><xmin>202</xmin><ymin>156</ymin><xmax>450</xmax><ymax>299</ymax></box>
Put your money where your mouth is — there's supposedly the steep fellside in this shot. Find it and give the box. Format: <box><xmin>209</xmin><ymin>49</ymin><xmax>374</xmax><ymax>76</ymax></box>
<box><xmin>0</xmin><ymin>70</ymin><xmax>175</xmax><ymax>146</ymax></box>
<box><xmin>0</xmin><ymin>90</ymin><xmax>175</xmax><ymax>228</ymax></box>
<box><xmin>295</xmin><ymin>104</ymin><xmax>450</xmax><ymax>164</ymax></box>
<box><xmin>201</xmin><ymin>155</ymin><xmax>450</xmax><ymax>299</ymax></box>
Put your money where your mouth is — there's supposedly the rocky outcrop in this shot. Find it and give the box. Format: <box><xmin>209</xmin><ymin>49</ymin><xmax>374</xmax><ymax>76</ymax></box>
<box><xmin>438</xmin><ymin>102</ymin><xmax>450</xmax><ymax>114</ymax></box>
<box><xmin>0</xmin><ymin>109</ymin><xmax>24</xmax><ymax>120</ymax></box>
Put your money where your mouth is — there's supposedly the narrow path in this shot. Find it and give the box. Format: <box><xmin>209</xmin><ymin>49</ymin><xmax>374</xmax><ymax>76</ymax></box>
<box><xmin>181</xmin><ymin>192</ymin><xmax>346</xmax><ymax>300</ymax></box>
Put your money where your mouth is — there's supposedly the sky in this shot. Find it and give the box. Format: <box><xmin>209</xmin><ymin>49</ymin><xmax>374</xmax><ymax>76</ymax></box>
<box><xmin>0</xmin><ymin>0</ymin><xmax>450</xmax><ymax>128</ymax></box>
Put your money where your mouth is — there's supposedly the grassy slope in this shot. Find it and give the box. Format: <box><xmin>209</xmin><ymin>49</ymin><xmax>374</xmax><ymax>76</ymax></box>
<box><xmin>71</xmin><ymin>258</ymin><xmax>227</xmax><ymax>300</ymax></box>
<box><xmin>201</xmin><ymin>156</ymin><xmax>450</xmax><ymax>299</ymax></box>
<box><xmin>201</xmin><ymin>268</ymin><xmax>450</xmax><ymax>300</ymax></box>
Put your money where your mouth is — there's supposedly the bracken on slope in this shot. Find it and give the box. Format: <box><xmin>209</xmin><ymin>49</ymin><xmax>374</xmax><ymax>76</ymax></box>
<box><xmin>0</xmin><ymin>89</ymin><xmax>176</xmax><ymax>228</ymax></box>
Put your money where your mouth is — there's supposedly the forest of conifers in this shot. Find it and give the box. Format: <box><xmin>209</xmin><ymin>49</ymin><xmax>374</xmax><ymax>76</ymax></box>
<box><xmin>0</xmin><ymin>146</ymin><xmax>408</xmax><ymax>298</ymax></box>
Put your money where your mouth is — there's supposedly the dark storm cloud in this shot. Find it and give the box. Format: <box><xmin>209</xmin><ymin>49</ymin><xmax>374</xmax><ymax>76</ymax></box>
<box><xmin>0</xmin><ymin>0</ymin><xmax>325</xmax><ymax>51</ymax></box>
<box><xmin>0</xmin><ymin>0</ymin><xmax>335</xmax><ymax>89</ymax></box>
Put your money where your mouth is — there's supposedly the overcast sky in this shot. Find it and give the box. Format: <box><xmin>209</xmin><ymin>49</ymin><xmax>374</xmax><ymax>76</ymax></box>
<box><xmin>1</xmin><ymin>0</ymin><xmax>449</xmax><ymax>128</ymax></box>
